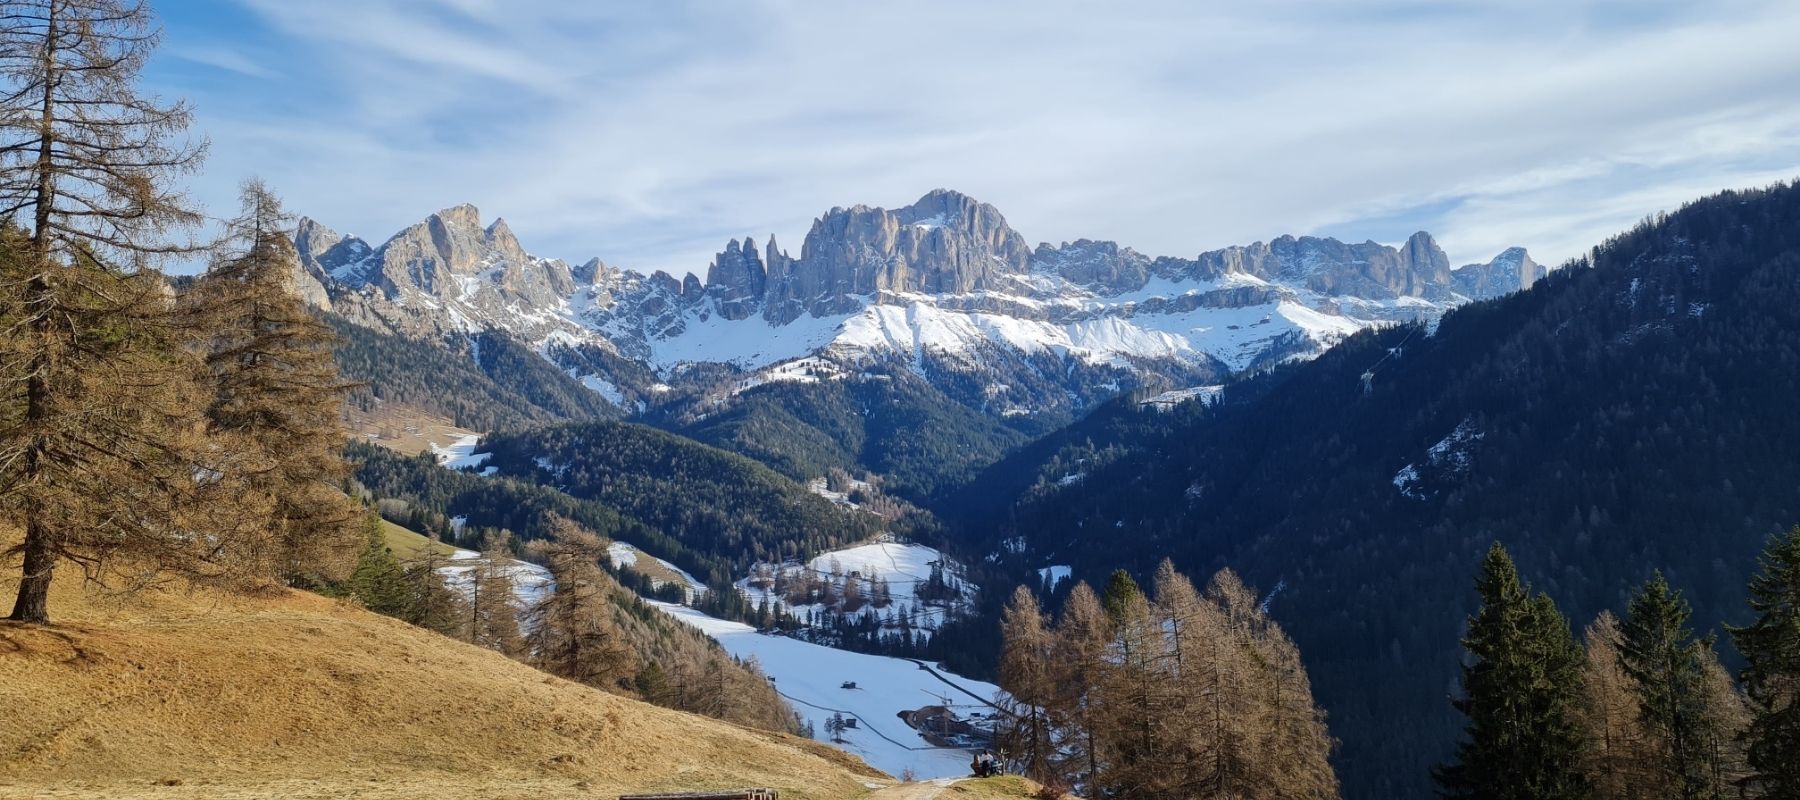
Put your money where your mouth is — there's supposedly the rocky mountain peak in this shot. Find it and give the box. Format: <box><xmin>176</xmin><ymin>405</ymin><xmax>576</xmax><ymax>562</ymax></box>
<box><xmin>1452</xmin><ymin>247</ymin><xmax>1542</xmax><ymax>301</ymax></box>
<box><xmin>1033</xmin><ymin>239</ymin><xmax>1154</xmax><ymax>292</ymax></box>
<box><xmin>706</xmin><ymin>237</ymin><xmax>769</xmax><ymax>321</ymax></box>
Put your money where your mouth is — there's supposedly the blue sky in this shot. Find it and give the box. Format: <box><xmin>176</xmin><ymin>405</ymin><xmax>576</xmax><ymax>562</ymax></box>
<box><xmin>149</xmin><ymin>0</ymin><xmax>1800</xmax><ymax>276</ymax></box>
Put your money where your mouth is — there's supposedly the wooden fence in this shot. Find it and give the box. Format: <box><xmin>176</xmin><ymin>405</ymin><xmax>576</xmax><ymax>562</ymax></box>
<box><xmin>618</xmin><ymin>790</ymin><xmax>778</xmax><ymax>800</ymax></box>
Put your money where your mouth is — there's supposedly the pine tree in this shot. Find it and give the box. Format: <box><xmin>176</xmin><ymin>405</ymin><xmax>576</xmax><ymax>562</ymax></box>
<box><xmin>1436</xmin><ymin>543</ymin><xmax>1593</xmax><ymax>800</ymax></box>
<box><xmin>0</xmin><ymin>0</ymin><xmax>214</xmax><ymax>624</ymax></box>
<box><xmin>1729</xmin><ymin>526</ymin><xmax>1800</xmax><ymax>798</ymax></box>
<box><xmin>526</xmin><ymin>519</ymin><xmax>635</xmax><ymax>691</ymax></box>
<box><xmin>1618</xmin><ymin>573</ymin><xmax>1739</xmax><ymax>800</ymax></box>
<box><xmin>185</xmin><ymin>181</ymin><xmax>360</xmax><ymax>586</ymax></box>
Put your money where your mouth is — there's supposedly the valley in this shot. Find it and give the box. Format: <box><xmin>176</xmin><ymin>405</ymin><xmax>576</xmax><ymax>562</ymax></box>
<box><xmin>3</xmin><ymin>4</ymin><xmax>1795</xmax><ymax>798</ymax></box>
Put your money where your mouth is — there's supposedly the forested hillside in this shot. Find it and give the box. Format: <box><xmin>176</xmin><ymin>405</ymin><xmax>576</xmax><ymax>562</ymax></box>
<box><xmin>481</xmin><ymin>422</ymin><xmax>888</xmax><ymax>566</ymax></box>
<box><xmin>331</xmin><ymin>319</ymin><xmax>619</xmax><ymax>431</ymax></box>
<box><xmin>953</xmin><ymin>182</ymin><xmax>1800</xmax><ymax>797</ymax></box>
<box><xmin>661</xmin><ymin>362</ymin><xmax>1030</xmax><ymax>501</ymax></box>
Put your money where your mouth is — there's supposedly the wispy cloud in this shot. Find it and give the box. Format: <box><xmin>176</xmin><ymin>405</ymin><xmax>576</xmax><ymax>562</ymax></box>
<box><xmin>151</xmin><ymin>0</ymin><xmax>1800</xmax><ymax>275</ymax></box>
<box><xmin>170</xmin><ymin>46</ymin><xmax>277</xmax><ymax>79</ymax></box>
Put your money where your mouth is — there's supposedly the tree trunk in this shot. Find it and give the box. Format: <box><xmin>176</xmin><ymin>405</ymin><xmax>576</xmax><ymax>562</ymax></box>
<box><xmin>9</xmin><ymin>0</ymin><xmax>61</xmax><ymax>625</ymax></box>
<box><xmin>10</xmin><ymin>271</ymin><xmax>56</xmax><ymax>625</ymax></box>
<box><xmin>8</xmin><ymin>519</ymin><xmax>54</xmax><ymax>623</ymax></box>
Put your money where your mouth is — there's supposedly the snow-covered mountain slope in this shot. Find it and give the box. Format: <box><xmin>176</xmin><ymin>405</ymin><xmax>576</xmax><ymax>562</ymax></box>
<box><xmin>741</xmin><ymin>538</ymin><xmax>977</xmax><ymax>634</ymax></box>
<box><xmin>651</xmin><ymin>601</ymin><xmax>1003</xmax><ymax>780</ymax></box>
<box><xmin>296</xmin><ymin>189</ymin><xmax>1541</xmax><ymax>420</ymax></box>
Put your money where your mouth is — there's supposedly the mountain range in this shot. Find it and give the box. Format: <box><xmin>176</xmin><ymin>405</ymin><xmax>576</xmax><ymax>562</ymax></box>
<box><xmin>293</xmin><ymin>189</ymin><xmax>1541</xmax><ymax>429</ymax></box>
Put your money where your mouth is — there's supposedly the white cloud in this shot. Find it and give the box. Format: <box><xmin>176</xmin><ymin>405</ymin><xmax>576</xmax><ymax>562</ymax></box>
<box><xmin>168</xmin><ymin>0</ymin><xmax>1800</xmax><ymax>275</ymax></box>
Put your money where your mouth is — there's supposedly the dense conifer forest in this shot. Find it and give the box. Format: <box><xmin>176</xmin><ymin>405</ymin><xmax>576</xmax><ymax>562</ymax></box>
<box><xmin>955</xmin><ymin>182</ymin><xmax>1800</xmax><ymax>796</ymax></box>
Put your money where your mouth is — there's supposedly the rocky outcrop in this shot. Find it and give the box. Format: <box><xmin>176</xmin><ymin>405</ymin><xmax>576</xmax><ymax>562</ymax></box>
<box><xmin>290</xmin><ymin>205</ymin><xmax>586</xmax><ymax>341</ymax></box>
<box><xmin>706</xmin><ymin>238</ymin><xmax>767</xmax><ymax>320</ymax></box>
<box><xmin>757</xmin><ymin>189</ymin><xmax>1032</xmax><ymax>321</ymax></box>
<box><xmin>1033</xmin><ymin>239</ymin><xmax>1155</xmax><ymax>293</ymax></box>
<box><xmin>1193</xmin><ymin>232</ymin><xmax>1454</xmax><ymax>300</ymax></box>
<box><xmin>1451</xmin><ymin>247</ymin><xmax>1542</xmax><ymax>300</ymax></box>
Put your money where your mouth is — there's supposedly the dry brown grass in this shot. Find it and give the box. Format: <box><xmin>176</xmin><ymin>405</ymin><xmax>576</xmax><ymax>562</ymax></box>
<box><xmin>344</xmin><ymin>405</ymin><xmax>480</xmax><ymax>458</ymax></box>
<box><xmin>0</xmin><ymin>537</ymin><xmax>888</xmax><ymax>800</ymax></box>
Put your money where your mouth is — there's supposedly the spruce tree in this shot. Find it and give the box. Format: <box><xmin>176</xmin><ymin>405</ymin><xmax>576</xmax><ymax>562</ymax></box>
<box><xmin>1730</xmin><ymin>526</ymin><xmax>1800</xmax><ymax>798</ymax></box>
<box><xmin>346</xmin><ymin>513</ymin><xmax>410</xmax><ymax>618</ymax></box>
<box><xmin>1619</xmin><ymin>573</ymin><xmax>1739</xmax><ymax>800</ymax></box>
<box><xmin>0</xmin><ymin>0</ymin><xmax>213</xmax><ymax>624</ymax></box>
<box><xmin>1436</xmin><ymin>542</ymin><xmax>1593</xmax><ymax>800</ymax></box>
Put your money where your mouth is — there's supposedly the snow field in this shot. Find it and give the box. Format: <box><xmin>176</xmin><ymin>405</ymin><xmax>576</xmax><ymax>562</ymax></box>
<box><xmin>649</xmin><ymin>601</ymin><xmax>1004</xmax><ymax>780</ymax></box>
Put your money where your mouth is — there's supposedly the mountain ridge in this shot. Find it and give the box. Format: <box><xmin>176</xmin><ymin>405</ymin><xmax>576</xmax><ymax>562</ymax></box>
<box><xmin>296</xmin><ymin>190</ymin><xmax>1542</xmax><ymax>431</ymax></box>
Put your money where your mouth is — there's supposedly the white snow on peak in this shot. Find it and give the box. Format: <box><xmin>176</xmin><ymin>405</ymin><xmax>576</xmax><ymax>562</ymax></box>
<box><xmin>909</xmin><ymin>213</ymin><xmax>950</xmax><ymax>230</ymax></box>
<box><xmin>1038</xmin><ymin>565</ymin><xmax>1073</xmax><ymax>585</ymax></box>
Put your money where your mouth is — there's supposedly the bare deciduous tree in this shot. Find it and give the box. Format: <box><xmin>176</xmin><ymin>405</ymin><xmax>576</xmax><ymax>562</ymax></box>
<box><xmin>0</xmin><ymin>0</ymin><xmax>209</xmax><ymax>624</ymax></box>
<box><xmin>184</xmin><ymin>180</ymin><xmax>360</xmax><ymax>586</ymax></box>
<box><xmin>526</xmin><ymin>518</ymin><xmax>635</xmax><ymax>691</ymax></box>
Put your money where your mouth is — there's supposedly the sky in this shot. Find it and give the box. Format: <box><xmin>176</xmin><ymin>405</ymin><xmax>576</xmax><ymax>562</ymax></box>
<box><xmin>149</xmin><ymin>0</ymin><xmax>1800</xmax><ymax>277</ymax></box>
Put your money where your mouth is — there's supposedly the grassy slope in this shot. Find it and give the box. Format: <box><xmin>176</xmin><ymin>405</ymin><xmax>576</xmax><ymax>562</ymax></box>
<box><xmin>0</xmin><ymin>539</ymin><xmax>888</xmax><ymax>800</ymax></box>
<box><xmin>378</xmin><ymin>519</ymin><xmax>459</xmax><ymax>561</ymax></box>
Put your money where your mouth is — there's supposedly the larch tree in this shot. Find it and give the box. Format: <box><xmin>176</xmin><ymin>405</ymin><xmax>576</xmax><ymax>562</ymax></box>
<box><xmin>400</xmin><ymin>545</ymin><xmax>467</xmax><ymax>636</ymax></box>
<box><xmin>1151</xmin><ymin>560</ymin><xmax>1217</xmax><ymax>800</ymax></box>
<box><xmin>0</xmin><ymin>0</ymin><xmax>213</xmax><ymax>624</ymax></box>
<box><xmin>184</xmin><ymin>180</ymin><xmax>360</xmax><ymax>586</ymax></box>
<box><xmin>1195</xmin><ymin>569</ymin><xmax>1262</xmax><ymax>798</ymax></box>
<box><xmin>467</xmin><ymin>532</ymin><xmax>524</xmax><ymax>657</ymax></box>
<box><xmin>1436</xmin><ymin>542</ymin><xmax>1593</xmax><ymax>800</ymax></box>
<box><xmin>1729</xmin><ymin>526</ymin><xmax>1800</xmax><ymax>798</ymax></box>
<box><xmin>1010</xmin><ymin>561</ymin><xmax>1340</xmax><ymax>800</ymax></box>
<box><xmin>1210</xmin><ymin>568</ymin><xmax>1338</xmax><ymax>799</ymax></box>
<box><xmin>1097</xmin><ymin>569</ymin><xmax>1165</xmax><ymax>799</ymax></box>
<box><xmin>1578</xmin><ymin>611</ymin><xmax>1655</xmax><ymax>800</ymax></box>
<box><xmin>526</xmin><ymin>518</ymin><xmax>635</xmax><ymax>691</ymax></box>
<box><xmin>998</xmin><ymin>584</ymin><xmax>1056</xmax><ymax>781</ymax></box>
<box><xmin>1051</xmin><ymin>581</ymin><xmax>1112</xmax><ymax>791</ymax></box>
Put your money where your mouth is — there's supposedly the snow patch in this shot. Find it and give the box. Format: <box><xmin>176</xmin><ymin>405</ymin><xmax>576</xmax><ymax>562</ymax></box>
<box><xmin>1139</xmin><ymin>384</ymin><xmax>1224</xmax><ymax>410</ymax></box>
<box><xmin>431</xmin><ymin>434</ymin><xmax>493</xmax><ymax>471</ymax></box>
<box><xmin>649</xmin><ymin>601</ymin><xmax>1002</xmax><ymax>780</ymax></box>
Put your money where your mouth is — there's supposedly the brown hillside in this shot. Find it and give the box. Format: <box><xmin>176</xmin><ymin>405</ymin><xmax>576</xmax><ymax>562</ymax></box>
<box><xmin>0</xmin><ymin>547</ymin><xmax>886</xmax><ymax>799</ymax></box>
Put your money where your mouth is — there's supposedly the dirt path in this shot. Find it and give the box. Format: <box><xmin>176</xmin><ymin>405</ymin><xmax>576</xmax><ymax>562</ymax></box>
<box><xmin>866</xmin><ymin>778</ymin><xmax>962</xmax><ymax>799</ymax></box>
